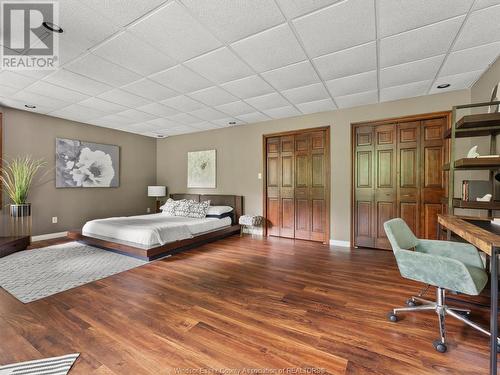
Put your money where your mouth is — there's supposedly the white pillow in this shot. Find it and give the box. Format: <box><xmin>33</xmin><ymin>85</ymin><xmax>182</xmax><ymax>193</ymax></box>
<box><xmin>207</xmin><ymin>205</ymin><xmax>233</xmax><ymax>215</ymax></box>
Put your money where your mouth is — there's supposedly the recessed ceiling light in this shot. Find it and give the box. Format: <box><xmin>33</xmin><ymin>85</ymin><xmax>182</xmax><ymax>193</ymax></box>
<box><xmin>25</xmin><ymin>104</ymin><xmax>36</xmax><ymax>109</ymax></box>
<box><xmin>228</xmin><ymin>121</ymin><xmax>236</xmax><ymax>125</ymax></box>
<box><xmin>156</xmin><ymin>134</ymin><xmax>166</xmax><ymax>138</ymax></box>
<box><xmin>437</xmin><ymin>83</ymin><xmax>450</xmax><ymax>89</ymax></box>
<box><xmin>42</xmin><ymin>21</ymin><xmax>63</xmax><ymax>33</ymax></box>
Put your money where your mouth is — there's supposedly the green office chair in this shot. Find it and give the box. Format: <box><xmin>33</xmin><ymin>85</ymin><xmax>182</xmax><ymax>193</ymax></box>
<box><xmin>384</xmin><ymin>218</ymin><xmax>496</xmax><ymax>353</ymax></box>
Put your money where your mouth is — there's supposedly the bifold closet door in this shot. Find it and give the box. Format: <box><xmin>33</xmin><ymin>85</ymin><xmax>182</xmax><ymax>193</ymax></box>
<box><xmin>266</xmin><ymin>137</ymin><xmax>281</xmax><ymax>237</ymax></box>
<box><xmin>280</xmin><ymin>135</ymin><xmax>295</xmax><ymax>238</ymax></box>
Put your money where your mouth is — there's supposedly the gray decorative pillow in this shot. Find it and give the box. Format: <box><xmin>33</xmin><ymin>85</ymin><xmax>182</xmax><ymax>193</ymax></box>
<box><xmin>174</xmin><ymin>199</ymin><xmax>210</xmax><ymax>218</ymax></box>
<box><xmin>160</xmin><ymin>198</ymin><xmax>184</xmax><ymax>216</ymax></box>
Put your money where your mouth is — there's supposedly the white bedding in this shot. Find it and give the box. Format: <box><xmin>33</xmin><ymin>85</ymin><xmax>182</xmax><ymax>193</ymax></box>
<box><xmin>82</xmin><ymin>213</ymin><xmax>232</xmax><ymax>247</ymax></box>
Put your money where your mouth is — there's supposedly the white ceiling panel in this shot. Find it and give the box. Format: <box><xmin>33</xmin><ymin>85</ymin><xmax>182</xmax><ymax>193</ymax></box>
<box><xmin>12</xmin><ymin>91</ymin><xmax>70</xmax><ymax>111</ymax></box>
<box><xmin>93</xmin><ymin>113</ymin><xmax>137</xmax><ymax>126</ymax></box>
<box><xmin>82</xmin><ymin>0</ymin><xmax>167</xmax><ymax>27</ymax></box>
<box><xmin>92</xmin><ymin>31</ymin><xmax>176</xmax><ymax>76</ymax></box>
<box><xmin>378</xmin><ymin>0</ymin><xmax>473</xmax><ymax>38</ymax></box>
<box><xmin>326</xmin><ymin>70</ymin><xmax>377</xmax><ymax>97</ymax></box>
<box><xmin>167</xmin><ymin>112</ymin><xmax>202</xmax><ymax>125</ymax></box>
<box><xmin>263</xmin><ymin>106</ymin><xmax>301</xmax><ymax>119</ymax></box>
<box><xmin>236</xmin><ymin>112</ymin><xmax>271</xmax><ymax>123</ymax></box>
<box><xmin>189</xmin><ymin>107</ymin><xmax>228</xmax><ymax>121</ymax></box>
<box><xmin>184</xmin><ymin>47</ymin><xmax>253</xmax><ymax>84</ymax></box>
<box><xmin>0</xmin><ymin>71</ymin><xmax>37</xmax><ymax>90</ymax></box>
<box><xmin>211</xmin><ymin>117</ymin><xmax>246</xmax><ymax>127</ymax></box>
<box><xmin>334</xmin><ymin>90</ymin><xmax>378</xmax><ymax>109</ymax></box>
<box><xmin>78</xmin><ymin>97</ymin><xmax>128</xmax><ymax>113</ymax></box>
<box><xmin>50</xmin><ymin>104</ymin><xmax>109</xmax><ymax>122</ymax></box>
<box><xmin>122</xmin><ymin>79</ymin><xmax>177</xmax><ymax>101</ymax></box>
<box><xmin>190</xmin><ymin>122</ymin><xmax>221</xmax><ymax>131</ymax></box>
<box><xmin>282</xmin><ymin>83</ymin><xmax>330</xmax><ymax>104</ymax></box>
<box><xmin>188</xmin><ymin>86</ymin><xmax>238</xmax><ymax>106</ymax></box>
<box><xmin>473</xmin><ymin>0</ymin><xmax>500</xmax><ymax>10</ymax></box>
<box><xmin>150</xmin><ymin>65</ymin><xmax>212</xmax><ymax>93</ymax></box>
<box><xmin>221</xmin><ymin>75</ymin><xmax>274</xmax><ymax>99</ymax></box>
<box><xmin>161</xmin><ymin>95</ymin><xmax>205</xmax><ymax>112</ymax></box>
<box><xmin>430</xmin><ymin>70</ymin><xmax>483</xmax><ymax>93</ymax></box>
<box><xmin>136</xmin><ymin>102</ymin><xmax>179</xmax><ymax>117</ymax></box>
<box><xmin>146</xmin><ymin>118</ymin><xmax>179</xmax><ymax>129</ymax></box>
<box><xmin>0</xmin><ymin>97</ymin><xmax>52</xmax><ymax>114</ymax></box>
<box><xmin>45</xmin><ymin>70</ymin><xmax>112</xmax><ymax>96</ymax></box>
<box><xmin>441</xmin><ymin>42</ymin><xmax>500</xmax><ymax>77</ymax></box>
<box><xmin>231</xmin><ymin>24</ymin><xmax>306</xmax><ymax>72</ymax></box>
<box><xmin>261</xmin><ymin>61</ymin><xmax>320</xmax><ymax>90</ymax></box>
<box><xmin>25</xmin><ymin>81</ymin><xmax>90</xmax><ymax>103</ymax></box>
<box><xmin>179</xmin><ymin>0</ymin><xmax>284</xmax><ymax>43</ymax></box>
<box><xmin>216</xmin><ymin>101</ymin><xmax>255</xmax><ymax>116</ymax></box>
<box><xmin>97</xmin><ymin>89</ymin><xmax>151</xmax><ymax>107</ymax></box>
<box><xmin>313</xmin><ymin>42</ymin><xmax>377</xmax><ymax>81</ymax></box>
<box><xmin>380</xmin><ymin>55</ymin><xmax>445</xmax><ymax>88</ymax></box>
<box><xmin>380</xmin><ymin>80</ymin><xmax>432</xmax><ymax>102</ymax></box>
<box><xmin>0</xmin><ymin>85</ymin><xmax>19</xmax><ymax>98</ymax></box>
<box><xmin>453</xmin><ymin>5</ymin><xmax>500</xmax><ymax>51</ymax></box>
<box><xmin>129</xmin><ymin>2</ymin><xmax>222</xmax><ymax>61</ymax></box>
<box><xmin>380</xmin><ymin>16</ymin><xmax>465</xmax><ymax>67</ymax></box>
<box><xmin>116</xmin><ymin>109</ymin><xmax>158</xmax><ymax>122</ymax></box>
<box><xmin>245</xmin><ymin>92</ymin><xmax>290</xmax><ymax>111</ymax></box>
<box><xmin>293</xmin><ymin>0</ymin><xmax>376</xmax><ymax>57</ymax></box>
<box><xmin>296</xmin><ymin>98</ymin><xmax>336</xmax><ymax>114</ymax></box>
<box><xmin>275</xmin><ymin>0</ymin><xmax>342</xmax><ymax>19</ymax></box>
<box><xmin>65</xmin><ymin>54</ymin><xmax>142</xmax><ymax>87</ymax></box>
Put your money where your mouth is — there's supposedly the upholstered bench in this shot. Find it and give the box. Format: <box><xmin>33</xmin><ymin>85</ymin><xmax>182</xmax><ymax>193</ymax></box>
<box><xmin>238</xmin><ymin>215</ymin><xmax>264</xmax><ymax>236</ymax></box>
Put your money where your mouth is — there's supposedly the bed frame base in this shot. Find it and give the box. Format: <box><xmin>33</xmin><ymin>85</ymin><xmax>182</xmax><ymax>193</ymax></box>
<box><xmin>68</xmin><ymin>224</ymin><xmax>241</xmax><ymax>261</ymax></box>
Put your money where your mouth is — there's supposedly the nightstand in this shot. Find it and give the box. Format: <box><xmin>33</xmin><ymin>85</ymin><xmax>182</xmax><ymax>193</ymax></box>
<box><xmin>0</xmin><ymin>236</ymin><xmax>30</xmax><ymax>258</ymax></box>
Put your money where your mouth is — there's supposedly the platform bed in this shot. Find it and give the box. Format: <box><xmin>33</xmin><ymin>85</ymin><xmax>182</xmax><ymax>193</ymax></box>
<box><xmin>68</xmin><ymin>194</ymin><xmax>243</xmax><ymax>261</ymax></box>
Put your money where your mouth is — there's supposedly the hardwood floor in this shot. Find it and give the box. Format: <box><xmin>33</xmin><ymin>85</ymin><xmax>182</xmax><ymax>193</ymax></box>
<box><xmin>0</xmin><ymin>235</ymin><xmax>494</xmax><ymax>374</ymax></box>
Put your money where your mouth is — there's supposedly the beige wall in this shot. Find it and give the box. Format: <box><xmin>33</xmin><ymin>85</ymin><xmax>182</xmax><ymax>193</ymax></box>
<box><xmin>157</xmin><ymin>90</ymin><xmax>470</xmax><ymax>243</ymax></box>
<box><xmin>1</xmin><ymin>107</ymin><xmax>157</xmax><ymax>236</ymax></box>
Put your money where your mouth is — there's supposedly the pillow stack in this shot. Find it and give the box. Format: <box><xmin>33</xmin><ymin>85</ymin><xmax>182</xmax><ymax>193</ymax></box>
<box><xmin>160</xmin><ymin>198</ymin><xmax>210</xmax><ymax>218</ymax></box>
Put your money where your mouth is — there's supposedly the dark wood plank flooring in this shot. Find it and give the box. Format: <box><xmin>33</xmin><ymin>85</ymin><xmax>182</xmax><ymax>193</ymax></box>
<box><xmin>0</xmin><ymin>235</ymin><xmax>495</xmax><ymax>374</ymax></box>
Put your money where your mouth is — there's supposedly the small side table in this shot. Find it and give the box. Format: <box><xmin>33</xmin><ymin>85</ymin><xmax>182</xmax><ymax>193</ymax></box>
<box><xmin>0</xmin><ymin>236</ymin><xmax>30</xmax><ymax>258</ymax></box>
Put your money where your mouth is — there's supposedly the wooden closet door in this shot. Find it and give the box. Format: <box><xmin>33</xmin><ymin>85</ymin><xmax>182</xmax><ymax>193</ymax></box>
<box><xmin>353</xmin><ymin>126</ymin><xmax>375</xmax><ymax>248</ymax></box>
<box><xmin>374</xmin><ymin>124</ymin><xmax>397</xmax><ymax>249</ymax></box>
<box><xmin>295</xmin><ymin>133</ymin><xmax>310</xmax><ymax>239</ymax></box>
<box><xmin>310</xmin><ymin>131</ymin><xmax>328</xmax><ymax>241</ymax></box>
<box><xmin>266</xmin><ymin>137</ymin><xmax>280</xmax><ymax>236</ymax></box>
<box><xmin>420</xmin><ymin>118</ymin><xmax>445</xmax><ymax>239</ymax></box>
<box><xmin>280</xmin><ymin>135</ymin><xmax>295</xmax><ymax>238</ymax></box>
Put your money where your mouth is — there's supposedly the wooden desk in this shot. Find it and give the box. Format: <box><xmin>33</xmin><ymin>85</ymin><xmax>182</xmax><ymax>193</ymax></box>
<box><xmin>438</xmin><ymin>214</ymin><xmax>499</xmax><ymax>374</ymax></box>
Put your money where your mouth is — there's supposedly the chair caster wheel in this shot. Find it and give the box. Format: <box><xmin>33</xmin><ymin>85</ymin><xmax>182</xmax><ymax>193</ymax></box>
<box><xmin>387</xmin><ymin>312</ymin><xmax>398</xmax><ymax>322</ymax></box>
<box><xmin>406</xmin><ymin>298</ymin><xmax>417</xmax><ymax>307</ymax></box>
<box><xmin>433</xmin><ymin>340</ymin><xmax>447</xmax><ymax>353</ymax></box>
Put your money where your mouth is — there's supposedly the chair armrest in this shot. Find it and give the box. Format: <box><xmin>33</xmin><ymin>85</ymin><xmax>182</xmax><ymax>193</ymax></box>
<box><xmin>395</xmin><ymin>249</ymin><xmax>485</xmax><ymax>295</ymax></box>
<box><xmin>416</xmin><ymin>239</ymin><xmax>484</xmax><ymax>269</ymax></box>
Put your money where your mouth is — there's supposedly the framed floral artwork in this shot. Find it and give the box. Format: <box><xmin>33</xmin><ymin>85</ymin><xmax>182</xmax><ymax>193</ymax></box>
<box><xmin>187</xmin><ymin>150</ymin><xmax>216</xmax><ymax>188</ymax></box>
<box><xmin>55</xmin><ymin>138</ymin><xmax>119</xmax><ymax>188</ymax></box>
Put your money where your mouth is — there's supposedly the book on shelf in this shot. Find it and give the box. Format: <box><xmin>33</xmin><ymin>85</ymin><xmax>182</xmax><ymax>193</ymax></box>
<box><xmin>461</xmin><ymin>180</ymin><xmax>491</xmax><ymax>201</ymax></box>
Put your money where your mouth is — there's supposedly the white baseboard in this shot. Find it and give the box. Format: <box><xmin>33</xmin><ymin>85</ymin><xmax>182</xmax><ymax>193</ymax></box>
<box><xmin>329</xmin><ymin>239</ymin><xmax>351</xmax><ymax>247</ymax></box>
<box><xmin>31</xmin><ymin>231</ymin><xmax>68</xmax><ymax>242</ymax></box>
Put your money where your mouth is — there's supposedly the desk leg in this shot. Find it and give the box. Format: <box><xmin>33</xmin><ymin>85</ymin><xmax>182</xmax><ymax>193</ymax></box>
<box><xmin>491</xmin><ymin>246</ymin><xmax>498</xmax><ymax>375</ymax></box>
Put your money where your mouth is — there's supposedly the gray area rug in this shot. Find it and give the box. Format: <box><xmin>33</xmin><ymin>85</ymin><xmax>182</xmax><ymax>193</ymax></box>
<box><xmin>0</xmin><ymin>353</ymin><xmax>80</xmax><ymax>374</ymax></box>
<box><xmin>0</xmin><ymin>242</ymin><xmax>146</xmax><ymax>303</ymax></box>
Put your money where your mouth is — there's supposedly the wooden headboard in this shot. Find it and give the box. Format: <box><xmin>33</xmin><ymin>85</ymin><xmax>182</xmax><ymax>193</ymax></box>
<box><xmin>170</xmin><ymin>194</ymin><xmax>243</xmax><ymax>222</ymax></box>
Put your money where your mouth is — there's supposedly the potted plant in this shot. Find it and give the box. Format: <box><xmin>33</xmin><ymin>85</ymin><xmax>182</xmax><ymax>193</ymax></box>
<box><xmin>0</xmin><ymin>156</ymin><xmax>46</xmax><ymax>218</ymax></box>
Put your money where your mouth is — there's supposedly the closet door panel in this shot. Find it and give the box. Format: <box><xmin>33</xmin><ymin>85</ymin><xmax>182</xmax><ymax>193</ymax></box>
<box><xmin>266</xmin><ymin>137</ymin><xmax>280</xmax><ymax>236</ymax></box>
<box><xmin>310</xmin><ymin>131</ymin><xmax>327</xmax><ymax>241</ymax></box>
<box><xmin>280</xmin><ymin>136</ymin><xmax>295</xmax><ymax>238</ymax></box>
<box><xmin>295</xmin><ymin>134</ymin><xmax>310</xmax><ymax>240</ymax></box>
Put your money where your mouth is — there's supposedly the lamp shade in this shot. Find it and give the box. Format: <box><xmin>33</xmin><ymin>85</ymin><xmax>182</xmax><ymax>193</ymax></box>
<box><xmin>148</xmin><ymin>186</ymin><xmax>166</xmax><ymax>197</ymax></box>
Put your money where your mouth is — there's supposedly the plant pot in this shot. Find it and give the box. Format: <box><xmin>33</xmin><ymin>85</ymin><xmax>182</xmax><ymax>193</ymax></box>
<box><xmin>9</xmin><ymin>203</ymin><xmax>31</xmax><ymax>218</ymax></box>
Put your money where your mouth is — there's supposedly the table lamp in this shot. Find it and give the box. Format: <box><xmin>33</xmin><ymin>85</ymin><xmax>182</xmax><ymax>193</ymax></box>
<box><xmin>148</xmin><ymin>186</ymin><xmax>166</xmax><ymax>213</ymax></box>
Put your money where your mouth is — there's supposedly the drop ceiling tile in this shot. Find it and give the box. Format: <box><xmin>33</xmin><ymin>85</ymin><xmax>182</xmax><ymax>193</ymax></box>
<box><xmin>189</xmin><ymin>107</ymin><xmax>228</xmax><ymax>121</ymax></box>
<box><xmin>293</xmin><ymin>0</ymin><xmax>375</xmax><ymax>57</ymax></box>
<box><xmin>326</xmin><ymin>70</ymin><xmax>377</xmax><ymax>97</ymax></box>
<box><xmin>211</xmin><ymin>117</ymin><xmax>245</xmax><ymax>126</ymax></box>
<box><xmin>246</xmin><ymin>92</ymin><xmax>290</xmax><ymax>111</ymax></box>
<box><xmin>116</xmin><ymin>109</ymin><xmax>158</xmax><ymax>122</ymax></box>
<box><xmin>167</xmin><ymin>112</ymin><xmax>201</xmax><ymax>125</ymax></box>
<box><xmin>164</xmin><ymin>125</ymin><xmax>199</xmax><ymax>135</ymax></box>
<box><xmin>430</xmin><ymin>70</ymin><xmax>483</xmax><ymax>93</ymax></box>
<box><xmin>12</xmin><ymin>91</ymin><xmax>70</xmax><ymax>111</ymax></box>
<box><xmin>296</xmin><ymin>98</ymin><xmax>336</xmax><ymax>114</ymax></box>
<box><xmin>380</xmin><ymin>80</ymin><xmax>432</xmax><ymax>102</ymax></box>
<box><xmin>380</xmin><ymin>16</ymin><xmax>465</xmax><ymax>67</ymax></box>
<box><xmin>188</xmin><ymin>86</ymin><xmax>238</xmax><ymax>106</ymax></box>
<box><xmin>313</xmin><ymin>42</ymin><xmax>377</xmax><ymax>81</ymax></box>
<box><xmin>147</xmin><ymin>118</ymin><xmax>179</xmax><ymax>129</ymax></box>
<box><xmin>25</xmin><ymin>81</ymin><xmax>90</xmax><ymax>103</ymax></box>
<box><xmin>78</xmin><ymin>97</ymin><xmax>128</xmax><ymax>113</ymax></box>
<box><xmin>95</xmin><ymin>113</ymin><xmax>137</xmax><ymax>126</ymax></box>
<box><xmin>275</xmin><ymin>0</ymin><xmax>342</xmax><ymax>19</ymax></box>
<box><xmin>129</xmin><ymin>1</ymin><xmax>222</xmax><ymax>61</ymax></box>
<box><xmin>92</xmin><ymin>31</ymin><xmax>176</xmax><ymax>75</ymax></box>
<box><xmin>216</xmin><ymin>101</ymin><xmax>255</xmax><ymax>116</ymax></box>
<box><xmin>16</xmin><ymin>70</ymin><xmax>52</xmax><ymax>80</ymax></box>
<box><xmin>334</xmin><ymin>90</ymin><xmax>378</xmax><ymax>109</ymax></box>
<box><xmin>441</xmin><ymin>42</ymin><xmax>500</xmax><ymax>76</ymax></box>
<box><xmin>136</xmin><ymin>102</ymin><xmax>179</xmax><ymax>117</ymax></box>
<box><xmin>236</xmin><ymin>112</ymin><xmax>271</xmax><ymax>123</ymax></box>
<box><xmin>82</xmin><ymin>0</ymin><xmax>167</xmax><ymax>27</ymax></box>
<box><xmin>263</xmin><ymin>106</ymin><xmax>301</xmax><ymax>119</ymax></box>
<box><xmin>122</xmin><ymin>79</ymin><xmax>178</xmax><ymax>101</ymax></box>
<box><xmin>161</xmin><ymin>95</ymin><xmax>205</xmax><ymax>112</ymax></box>
<box><xmin>124</xmin><ymin>122</ymin><xmax>158</xmax><ymax>133</ymax></box>
<box><xmin>221</xmin><ymin>75</ymin><xmax>274</xmax><ymax>99</ymax></box>
<box><xmin>191</xmin><ymin>122</ymin><xmax>220</xmax><ymax>131</ymax></box>
<box><xmin>473</xmin><ymin>0</ymin><xmax>500</xmax><ymax>10</ymax></box>
<box><xmin>50</xmin><ymin>104</ymin><xmax>109</xmax><ymax>122</ymax></box>
<box><xmin>180</xmin><ymin>0</ymin><xmax>284</xmax><ymax>43</ymax></box>
<box><xmin>97</xmin><ymin>89</ymin><xmax>151</xmax><ymax>107</ymax></box>
<box><xmin>453</xmin><ymin>5</ymin><xmax>500</xmax><ymax>50</ymax></box>
<box><xmin>150</xmin><ymin>65</ymin><xmax>212</xmax><ymax>93</ymax></box>
<box><xmin>0</xmin><ymin>71</ymin><xmax>37</xmax><ymax>90</ymax></box>
<box><xmin>282</xmin><ymin>83</ymin><xmax>329</xmax><ymax>104</ymax></box>
<box><xmin>231</xmin><ymin>24</ymin><xmax>306</xmax><ymax>72</ymax></box>
<box><xmin>65</xmin><ymin>54</ymin><xmax>142</xmax><ymax>87</ymax></box>
<box><xmin>380</xmin><ymin>55</ymin><xmax>444</xmax><ymax>88</ymax></box>
<box><xmin>0</xmin><ymin>97</ymin><xmax>52</xmax><ymax>114</ymax></box>
<box><xmin>45</xmin><ymin>69</ymin><xmax>113</xmax><ymax>96</ymax></box>
<box><xmin>378</xmin><ymin>0</ymin><xmax>473</xmax><ymax>38</ymax></box>
<box><xmin>0</xmin><ymin>85</ymin><xmax>19</xmax><ymax>97</ymax></box>
<box><xmin>261</xmin><ymin>61</ymin><xmax>320</xmax><ymax>90</ymax></box>
<box><xmin>185</xmin><ymin>47</ymin><xmax>253</xmax><ymax>84</ymax></box>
